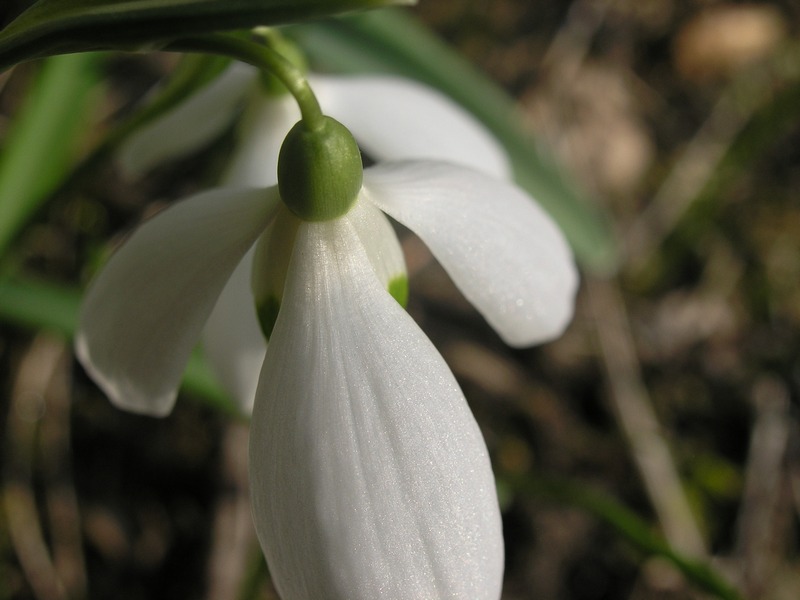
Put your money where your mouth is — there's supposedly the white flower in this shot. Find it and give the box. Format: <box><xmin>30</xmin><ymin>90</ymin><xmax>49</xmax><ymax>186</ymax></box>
<box><xmin>76</xmin><ymin>163</ymin><xmax>576</xmax><ymax>600</ymax></box>
<box><xmin>77</xmin><ymin>64</ymin><xmax>580</xmax><ymax>600</ymax></box>
<box><xmin>120</xmin><ymin>64</ymin><xmax>516</xmax><ymax>411</ymax></box>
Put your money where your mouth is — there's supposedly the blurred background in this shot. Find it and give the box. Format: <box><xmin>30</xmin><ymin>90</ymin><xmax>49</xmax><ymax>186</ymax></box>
<box><xmin>1</xmin><ymin>0</ymin><xmax>799</xmax><ymax>598</ymax></box>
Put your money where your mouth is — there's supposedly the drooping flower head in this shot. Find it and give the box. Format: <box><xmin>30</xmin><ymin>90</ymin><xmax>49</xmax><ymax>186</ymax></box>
<box><xmin>77</xmin><ymin>60</ymin><xmax>578</xmax><ymax>600</ymax></box>
<box><xmin>119</xmin><ymin>62</ymin><xmax>534</xmax><ymax>411</ymax></box>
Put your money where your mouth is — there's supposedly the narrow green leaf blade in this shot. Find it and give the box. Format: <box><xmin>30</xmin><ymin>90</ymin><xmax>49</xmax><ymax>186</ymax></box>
<box><xmin>0</xmin><ymin>0</ymin><xmax>415</xmax><ymax>71</ymax></box>
<box><xmin>0</xmin><ymin>277</ymin><xmax>81</xmax><ymax>335</ymax></box>
<box><xmin>289</xmin><ymin>10</ymin><xmax>619</xmax><ymax>274</ymax></box>
<box><xmin>0</xmin><ymin>52</ymin><xmax>100</xmax><ymax>257</ymax></box>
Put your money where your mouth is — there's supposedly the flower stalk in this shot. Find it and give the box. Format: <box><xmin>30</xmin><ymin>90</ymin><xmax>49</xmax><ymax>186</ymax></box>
<box><xmin>168</xmin><ymin>33</ymin><xmax>364</xmax><ymax>223</ymax></box>
<box><xmin>166</xmin><ymin>33</ymin><xmax>324</xmax><ymax>130</ymax></box>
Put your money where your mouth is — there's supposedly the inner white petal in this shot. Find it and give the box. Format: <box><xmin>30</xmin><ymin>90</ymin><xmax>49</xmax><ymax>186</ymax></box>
<box><xmin>345</xmin><ymin>198</ymin><xmax>407</xmax><ymax>293</ymax></box>
<box><xmin>201</xmin><ymin>247</ymin><xmax>267</xmax><ymax>413</ymax></box>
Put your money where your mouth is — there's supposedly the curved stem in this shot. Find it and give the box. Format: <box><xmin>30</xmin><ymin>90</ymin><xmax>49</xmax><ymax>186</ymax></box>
<box><xmin>166</xmin><ymin>33</ymin><xmax>324</xmax><ymax>130</ymax></box>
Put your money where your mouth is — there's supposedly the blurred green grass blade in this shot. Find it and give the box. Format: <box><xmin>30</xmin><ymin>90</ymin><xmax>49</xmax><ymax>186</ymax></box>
<box><xmin>0</xmin><ymin>277</ymin><xmax>238</xmax><ymax>416</ymax></box>
<box><xmin>0</xmin><ymin>277</ymin><xmax>80</xmax><ymax>335</ymax></box>
<box><xmin>0</xmin><ymin>52</ymin><xmax>100</xmax><ymax>257</ymax></box>
<box><xmin>508</xmin><ymin>475</ymin><xmax>743</xmax><ymax>600</ymax></box>
<box><xmin>288</xmin><ymin>9</ymin><xmax>619</xmax><ymax>274</ymax></box>
<box><xmin>0</xmin><ymin>0</ymin><xmax>415</xmax><ymax>71</ymax></box>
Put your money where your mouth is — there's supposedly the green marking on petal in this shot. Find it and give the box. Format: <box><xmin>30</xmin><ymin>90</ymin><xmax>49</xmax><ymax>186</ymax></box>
<box><xmin>388</xmin><ymin>275</ymin><xmax>408</xmax><ymax>307</ymax></box>
<box><xmin>256</xmin><ymin>295</ymin><xmax>281</xmax><ymax>340</ymax></box>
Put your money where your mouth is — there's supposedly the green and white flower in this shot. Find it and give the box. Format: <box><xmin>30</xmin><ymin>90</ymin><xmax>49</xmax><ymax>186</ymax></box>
<box><xmin>76</xmin><ymin>162</ymin><xmax>575</xmax><ymax>600</ymax></box>
<box><xmin>78</xmin><ymin>67</ymin><xmax>578</xmax><ymax>600</ymax></box>
<box><xmin>121</xmin><ymin>64</ymin><xmax>519</xmax><ymax>411</ymax></box>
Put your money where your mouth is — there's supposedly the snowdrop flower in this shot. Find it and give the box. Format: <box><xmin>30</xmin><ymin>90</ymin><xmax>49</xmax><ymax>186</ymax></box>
<box><xmin>120</xmin><ymin>62</ymin><xmax>516</xmax><ymax>410</ymax></box>
<box><xmin>78</xmin><ymin>100</ymin><xmax>577</xmax><ymax>597</ymax></box>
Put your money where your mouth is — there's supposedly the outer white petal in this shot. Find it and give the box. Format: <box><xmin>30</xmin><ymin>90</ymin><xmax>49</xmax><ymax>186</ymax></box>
<box><xmin>312</xmin><ymin>74</ymin><xmax>512</xmax><ymax>179</ymax></box>
<box><xmin>200</xmin><ymin>248</ymin><xmax>266</xmax><ymax>414</ymax></box>
<box><xmin>249</xmin><ymin>219</ymin><xmax>503</xmax><ymax>600</ymax></box>
<box><xmin>364</xmin><ymin>161</ymin><xmax>579</xmax><ymax>347</ymax></box>
<box><xmin>76</xmin><ymin>186</ymin><xmax>280</xmax><ymax>416</ymax></box>
<box><xmin>119</xmin><ymin>63</ymin><xmax>257</xmax><ymax>178</ymax></box>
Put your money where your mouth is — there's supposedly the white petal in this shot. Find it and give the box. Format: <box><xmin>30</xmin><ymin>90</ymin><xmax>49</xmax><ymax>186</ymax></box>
<box><xmin>76</xmin><ymin>186</ymin><xmax>280</xmax><ymax>416</ymax></box>
<box><xmin>249</xmin><ymin>219</ymin><xmax>504</xmax><ymax>600</ymax></box>
<box><xmin>220</xmin><ymin>92</ymin><xmax>299</xmax><ymax>187</ymax></box>
<box><xmin>364</xmin><ymin>161</ymin><xmax>579</xmax><ymax>347</ymax></box>
<box><xmin>200</xmin><ymin>248</ymin><xmax>266</xmax><ymax>414</ymax></box>
<box><xmin>345</xmin><ymin>198</ymin><xmax>407</xmax><ymax>301</ymax></box>
<box><xmin>119</xmin><ymin>63</ymin><xmax>257</xmax><ymax>178</ymax></box>
<box><xmin>312</xmin><ymin>74</ymin><xmax>512</xmax><ymax>178</ymax></box>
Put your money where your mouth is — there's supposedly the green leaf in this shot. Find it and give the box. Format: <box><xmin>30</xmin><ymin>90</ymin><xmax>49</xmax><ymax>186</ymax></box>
<box><xmin>0</xmin><ymin>52</ymin><xmax>100</xmax><ymax>257</ymax></box>
<box><xmin>288</xmin><ymin>9</ymin><xmax>619</xmax><ymax>274</ymax></box>
<box><xmin>0</xmin><ymin>277</ymin><xmax>81</xmax><ymax>336</ymax></box>
<box><xmin>0</xmin><ymin>277</ymin><xmax>238</xmax><ymax>415</ymax></box>
<box><xmin>0</xmin><ymin>0</ymin><xmax>415</xmax><ymax>72</ymax></box>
